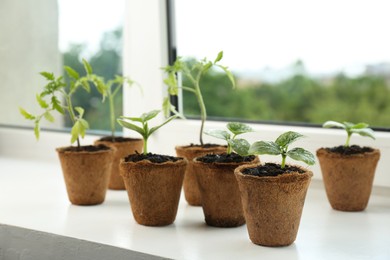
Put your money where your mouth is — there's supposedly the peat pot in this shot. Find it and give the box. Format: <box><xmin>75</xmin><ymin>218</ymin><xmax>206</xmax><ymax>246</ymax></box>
<box><xmin>56</xmin><ymin>145</ymin><xmax>114</xmax><ymax>205</ymax></box>
<box><xmin>120</xmin><ymin>155</ymin><xmax>187</xmax><ymax>226</ymax></box>
<box><xmin>175</xmin><ymin>145</ymin><xmax>226</xmax><ymax>206</ymax></box>
<box><xmin>235</xmin><ymin>163</ymin><xmax>313</xmax><ymax>247</ymax></box>
<box><xmin>95</xmin><ymin>137</ymin><xmax>143</xmax><ymax>190</ymax></box>
<box><xmin>316</xmin><ymin>147</ymin><xmax>380</xmax><ymax>211</ymax></box>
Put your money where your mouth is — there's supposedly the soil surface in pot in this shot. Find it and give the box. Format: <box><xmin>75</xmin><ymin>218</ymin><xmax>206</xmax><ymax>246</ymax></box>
<box><xmin>60</xmin><ymin>145</ymin><xmax>110</xmax><ymax>152</ymax></box>
<box><xmin>242</xmin><ymin>163</ymin><xmax>305</xmax><ymax>177</ymax></box>
<box><xmin>197</xmin><ymin>153</ymin><xmax>256</xmax><ymax>163</ymax></box>
<box><xmin>182</xmin><ymin>143</ymin><xmax>226</xmax><ymax>149</ymax></box>
<box><xmin>324</xmin><ymin>145</ymin><xmax>374</xmax><ymax>155</ymax></box>
<box><xmin>124</xmin><ymin>152</ymin><xmax>182</xmax><ymax>163</ymax></box>
<box><xmin>98</xmin><ymin>136</ymin><xmax>141</xmax><ymax>143</ymax></box>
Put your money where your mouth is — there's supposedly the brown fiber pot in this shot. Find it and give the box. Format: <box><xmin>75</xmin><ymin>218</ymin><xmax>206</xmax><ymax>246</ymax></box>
<box><xmin>316</xmin><ymin>148</ymin><xmax>380</xmax><ymax>211</ymax></box>
<box><xmin>175</xmin><ymin>145</ymin><xmax>227</xmax><ymax>206</ymax></box>
<box><xmin>120</xmin><ymin>158</ymin><xmax>187</xmax><ymax>226</ymax></box>
<box><xmin>56</xmin><ymin>146</ymin><xmax>114</xmax><ymax>205</ymax></box>
<box><xmin>234</xmin><ymin>164</ymin><xmax>313</xmax><ymax>247</ymax></box>
<box><xmin>95</xmin><ymin>138</ymin><xmax>143</xmax><ymax>190</ymax></box>
<box><xmin>193</xmin><ymin>156</ymin><xmax>259</xmax><ymax>227</ymax></box>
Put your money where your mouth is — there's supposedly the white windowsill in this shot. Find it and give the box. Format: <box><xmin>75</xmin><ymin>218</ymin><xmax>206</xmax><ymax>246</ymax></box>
<box><xmin>0</xmin><ymin>129</ymin><xmax>389</xmax><ymax>259</ymax></box>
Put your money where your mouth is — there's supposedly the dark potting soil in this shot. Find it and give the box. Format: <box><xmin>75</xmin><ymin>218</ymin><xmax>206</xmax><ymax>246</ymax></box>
<box><xmin>124</xmin><ymin>152</ymin><xmax>182</xmax><ymax>163</ymax></box>
<box><xmin>61</xmin><ymin>145</ymin><xmax>110</xmax><ymax>152</ymax></box>
<box><xmin>325</xmin><ymin>145</ymin><xmax>374</xmax><ymax>155</ymax></box>
<box><xmin>98</xmin><ymin>136</ymin><xmax>140</xmax><ymax>143</ymax></box>
<box><xmin>196</xmin><ymin>153</ymin><xmax>256</xmax><ymax>163</ymax></box>
<box><xmin>242</xmin><ymin>163</ymin><xmax>305</xmax><ymax>177</ymax></box>
<box><xmin>184</xmin><ymin>143</ymin><xmax>226</xmax><ymax>149</ymax></box>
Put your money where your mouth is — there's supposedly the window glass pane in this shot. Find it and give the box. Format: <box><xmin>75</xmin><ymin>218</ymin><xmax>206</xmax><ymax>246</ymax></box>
<box><xmin>0</xmin><ymin>0</ymin><xmax>124</xmax><ymax>132</ymax></box>
<box><xmin>174</xmin><ymin>0</ymin><xmax>390</xmax><ymax>128</ymax></box>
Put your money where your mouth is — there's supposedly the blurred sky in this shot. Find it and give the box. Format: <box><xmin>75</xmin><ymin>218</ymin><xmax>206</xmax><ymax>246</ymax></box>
<box><xmin>59</xmin><ymin>0</ymin><xmax>390</xmax><ymax>76</ymax></box>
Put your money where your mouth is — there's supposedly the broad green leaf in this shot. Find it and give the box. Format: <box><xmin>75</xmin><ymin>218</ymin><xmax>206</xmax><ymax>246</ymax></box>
<box><xmin>34</xmin><ymin>121</ymin><xmax>40</xmax><ymax>140</ymax></box>
<box><xmin>352</xmin><ymin>122</ymin><xmax>369</xmax><ymax>129</ymax></box>
<box><xmin>149</xmin><ymin>115</ymin><xmax>178</xmax><ymax>136</ymax></box>
<box><xmin>141</xmin><ymin>110</ymin><xmax>160</xmax><ymax>122</ymax></box>
<box><xmin>82</xmin><ymin>59</ymin><xmax>93</xmax><ymax>74</ymax></box>
<box><xmin>351</xmin><ymin>128</ymin><xmax>375</xmax><ymax>140</ymax></box>
<box><xmin>275</xmin><ymin>131</ymin><xmax>304</xmax><ymax>148</ymax></box>
<box><xmin>343</xmin><ymin>121</ymin><xmax>354</xmax><ymax>129</ymax></box>
<box><xmin>204</xmin><ymin>129</ymin><xmax>230</xmax><ymax>141</ymax></box>
<box><xmin>323</xmin><ymin>121</ymin><xmax>346</xmax><ymax>129</ymax></box>
<box><xmin>80</xmin><ymin>79</ymin><xmax>91</xmax><ymax>93</ymax></box>
<box><xmin>214</xmin><ymin>51</ymin><xmax>223</xmax><ymax>63</ymax></box>
<box><xmin>44</xmin><ymin>111</ymin><xmax>55</xmax><ymax>122</ymax></box>
<box><xmin>40</xmin><ymin>72</ymin><xmax>55</xmax><ymax>81</ymax></box>
<box><xmin>229</xmin><ymin>138</ymin><xmax>251</xmax><ymax>156</ymax></box>
<box><xmin>249</xmin><ymin>141</ymin><xmax>281</xmax><ymax>155</ymax></box>
<box><xmin>79</xmin><ymin>118</ymin><xmax>89</xmax><ymax>130</ymax></box>
<box><xmin>75</xmin><ymin>107</ymin><xmax>84</xmax><ymax>117</ymax></box>
<box><xmin>36</xmin><ymin>94</ymin><xmax>49</xmax><ymax>109</ymax></box>
<box><xmin>19</xmin><ymin>107</ymin><xmax>35</xmax><ymax>120</ymax></box>
<box><xmin>71</xmin><ymin>121</ymin><xmax>81</xmax><ymax>144</ymax></box>
<box><xmin>117</xmin><ymin>119</ymin><xmax>145</xmax><ymax>137</ymax></box>
<box><xmin>227</xmin><ymin>122</ymin><xmax>253</xmax><ymax>135</ymax></box>
<box><xmin>52</xmin><ymin>96</ymin><xmax>65</xmax><ymax>114</ymax></box>
<box><xmin>287</xmin><ymin>148</ymin><xmax>316</xmax><ymax>166</ymax></box>
<box><xmin>64</xmin><ymin>66</ymin><xmax>80</xmax><ymax>80</ymax></box>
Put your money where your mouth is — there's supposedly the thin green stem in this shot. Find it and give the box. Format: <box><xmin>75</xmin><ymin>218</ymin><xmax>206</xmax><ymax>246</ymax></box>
<box><xmin>109</xmin><ymin>94</ymin><xmax>116</xmax><ymax>141</ymax></box>
<box><xmin>345</xmin><ymin>132</ymin><xmax>352</xmax><ymax>147</ymax></box>
<box><xmin>143</xmin><ymin>138</ymin><xmax>148</xmax><ymax>155</ymax></box>
<box><xmin>65</xmin><ymin>94</ymin><xmax>80</xmax><ymax>148</ymax></box>
<box><xmin>281</xmin><ymin>154</ymin><xmax>286</xmax><ymax>169</ymax></box>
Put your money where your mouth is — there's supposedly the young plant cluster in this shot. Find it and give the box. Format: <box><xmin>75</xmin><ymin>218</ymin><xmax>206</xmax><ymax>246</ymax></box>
<box><xmin>205</xmin><ymin>122</ymin><xmax>315</xmax><ymax>169</ymax></box>
<box><xmin>163</xmin><ymin>51</ymin><xmax>235</xmax><ymax>146</ymax></box>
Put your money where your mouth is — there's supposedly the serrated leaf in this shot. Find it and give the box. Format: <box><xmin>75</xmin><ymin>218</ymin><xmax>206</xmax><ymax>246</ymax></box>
<box><xmin>351</xmin><ymin>128</ymin><xmax>375</xmax><ymax>140</ymax></box>
<box><xmin>214</xmin><ymin>51</ymin><xmax>223</xmax><ymax>63</ymax></box>
<box><xmin>117</xmin><ymin>119</ymin><xmax>145</xmax><ymax>137</ymax></box>
<box><xmin>141</xmin><ymin>110</ymin><xmax>160</xmax><ymax>122</ymax></box>
<box><xmin>249</xmin><ymin>141</ymin><xmax>281</xmax><ymax>155</ymax></box>
<box><xmin>64</xmin><ymin>66</ymin><xmax>80</xmax><ymax>80</ymax></box>
<box><xmin>227</xmin><ymin>122</ymin><xmax>253</xmax><ymax>135</ymax></box>
<box><xmin>322</xmin><ymin>120</ymin><xmax>346</xmax><ymax>129</ymax></box>
<box><xmin>216</xmin><ymin>64</ymin><xmax>236</xmax><ymax>88</ymax></box>
<box><xmin>204</xmin><ymin>129</ymin><xmax>230</xmax><ymax>141</ymax></box>
<box><xmin>52</xmin><ymin>96</ymin><xmax>64</xmax><ymax>114</ymax></box>
<box><xmin>162</xmin><ymin>97</ymin><xmax>171</xmax><ymax>117</ymax></box>
<box><xmin>80</xmin><ymin>79</ymin><xmax>91</xmax><ymax>93</ymax></box>
<box><xmin>36</xmin><ymin>94</ymin><xmax>49</xmax><ymax>109</ymax></box>
<box><xmin>229</xmin><ymin>139</ymin><xmax>251</xmax><ymax>156</ymax></box>
<box><xmin>275</xmin><ymin>131</ymin><xmax>304</xmax><ymax>148</ymax></box>
<box><xmin>44</xmin><ymin>111</ymin><xmax>55</xmax><ymax>122</ymax></box>
<box><xmin>82</xmin><ymin>59</ymin><xmax>93</xmax><ymax>74</ymax></box>
<box><xmin>70</xmin><ymin>121</ymin><xmax>81</xmax><ymax>144</ymax></box>
<box><xmin>40</xmin><ymin>72</ymin><xmax>55</xmax><ymax>81</ymax></box>
<box><xmin>202</xmin><ymin>61</ymin><xmax>213</xmax><ymax>72</ymax></box>
<box><xmin>75</xmin><ymin>107</ymin><xmax>85</xmax><ymax>118</ymax></box>
<box><xmin>19</xmin><ymin>107</ymin><xmax>35</xmax><ymax>120</ymax></box>
<box><xmin>287</xmin><ymin>148</ymin><xmax>316</xmax><ymax>166</ymax></box>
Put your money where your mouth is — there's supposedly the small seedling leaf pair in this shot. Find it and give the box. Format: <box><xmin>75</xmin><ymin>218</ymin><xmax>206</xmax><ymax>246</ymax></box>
<box><xmin>118</xmin><ymin>110</ymin><xmax>178</xmax><ymax>154</ymax></box>
<box><xmin>323</xmin><ymin>120</ymin><xmax>375</xmax><ymax>147</ymax></box>
<box><xmin>204</xmin><ymin>122</ymin><xmax>253</xmax><ymax>154</ymax></box>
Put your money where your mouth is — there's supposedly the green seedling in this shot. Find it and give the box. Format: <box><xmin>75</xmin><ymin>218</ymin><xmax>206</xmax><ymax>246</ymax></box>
<box><xmin>204</xmin><ymin>122</ymin><xmax>253</xmax><ymax>155</ymax></box>
<box><xmin>322</xmin><ymin>121</ymin><xmax>375</xmax><ymax>147</ymax></box>
<box><xmin>19</xmin><ymin>59</ymin><xmax>105</xmax><ymax>148</ymax></box>
<box><xmin>230</xmin><ymin>131</ymin><xmax>315</xmax><ymax>169</ymax></box>
<box><xmin>117</xmin><ymin>110</ymin><xmax>178</xmax><ymax>154</ymax></box>
<box><xmin>163</xmin><ymin>51</ymin><xmax>236</xmax><ymax>146</ymax></box>
<box><xmin>100</xmin><ymin>75</ymin><xmax>139</xmax><ymax>141</ymax></box>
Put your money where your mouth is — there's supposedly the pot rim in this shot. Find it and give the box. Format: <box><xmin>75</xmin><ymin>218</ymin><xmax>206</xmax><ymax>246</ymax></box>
<box><xmin>120</xmin><ymin>156</ymin><xmax>188</xmax><ymax>167</ymax></box>
<box><xmin>234</xmin><ymin>162</ymin><xmax>313</xmax><ymax>183</ymax></box>
<box><xmin>56</xmin><ymin>145</ymin><xmax>115</xmax><ymax>155</ymax></box>
<box><xmin>193</xmin><ymin>155</ymin><xmax>259</xmax><ymax>167</ymax></box>
<box><xmin>316</xmin><ymin>147</ymin><xmax>380</xmax><ymax>159</ymax></box>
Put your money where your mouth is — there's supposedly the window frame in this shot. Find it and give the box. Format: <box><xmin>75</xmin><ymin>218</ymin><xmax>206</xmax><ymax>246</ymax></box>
<box><xmin>1</xmin><ymin>0</ymin><xmax>389</xmax><ymax>188</ymax></box>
